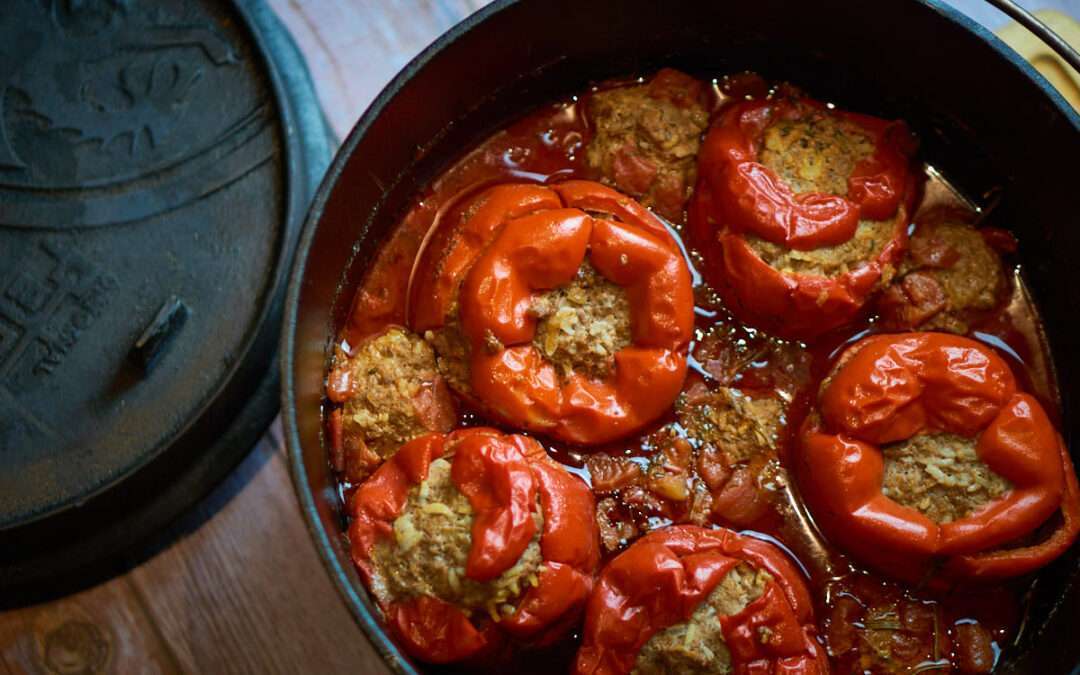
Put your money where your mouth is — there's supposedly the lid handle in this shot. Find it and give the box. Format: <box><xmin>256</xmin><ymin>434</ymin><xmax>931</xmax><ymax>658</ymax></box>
<box><xmin>130</xmin><ymin>297</ymin><xmax>189</xmax><ymax>375</ymax></box>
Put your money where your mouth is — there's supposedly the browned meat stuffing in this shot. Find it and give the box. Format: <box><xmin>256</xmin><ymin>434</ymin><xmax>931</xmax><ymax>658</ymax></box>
<box><xmin>748</xmin><ymin>111</ymin><xmax>901</xmax><ymax>280</ymax></box>
<box><xmin>633</xmin><ymin>563</ymin><xmax>771</xmax><ymax>674</ymax></box>
<box><xmin>586</xmin><ymin>382</ymin><xmax>788</xmax><ymax>554</ymax></box>
<box><xmin>879</xmin><ymin>220</ymin><xmax>1009</xmax><ymax>333</ymax></box>
<box><xmin>882</xmin><ymin>432</ymin><xmax>1011</xmax><ymax>524</ymax></box>
<box><xmin>367</xmin><ymin>457</ymin><xmax>545</xmax><ymax>621</ymax></box>
<box><xmin>530</xmin><ymin>261</ymin><xmax>632</xmax><ymax>380</ymax></box>
<box><xmin>328</xmin><ymin>327</ymin><xmax>455</xmax><ymax>481</ymax></box>
<box><xmin>586</xmin><ymin>68</ymin><xmax>709</xmax><ymax>222</ymax></box>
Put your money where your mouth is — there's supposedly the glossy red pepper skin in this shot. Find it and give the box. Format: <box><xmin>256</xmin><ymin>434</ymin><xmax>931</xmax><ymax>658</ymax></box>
<box><xmin>945</xmin><ymin>440</ymin><xmax>1080</xmax><ymax>581</ymax></box>
<box><xmin>574</xmin><ymin>525</ymin><xmax>827</xmax><ymax>675</ymax></box>
<box><xmin>689</xmin><ymin>97</ymin><xmax>917</xmax><ymax>340</ymax></box>
<box><xmin>411</xmin><ymin>184</ymin><xmax>565</xmax><ymax>333</ymax></box>
<box><xmin>797</xmin><ymin>332</ymin><xmax>1078</xmax><ymax>583</ymax></box>
<box><xmin>348</xmin><ymin>429</ymin><xmax>600</xmax><ymax>664</ymax></box>
<box><xmin>412</xmin><ymin>180</ymin><xmax>694</xmax><ymax>445</ymax></box>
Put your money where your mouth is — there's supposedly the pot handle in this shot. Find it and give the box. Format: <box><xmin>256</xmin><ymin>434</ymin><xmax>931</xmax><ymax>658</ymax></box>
<box><xmin>981</xmin><ymin>0</ymin><xmax>1080</xmax><ymax>73</ymax></box>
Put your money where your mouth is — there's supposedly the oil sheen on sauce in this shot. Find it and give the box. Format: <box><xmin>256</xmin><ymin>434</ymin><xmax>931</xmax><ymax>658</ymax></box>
<box><xmin>328</xmin><ymin>75</ymin><xmax>1060</xmax><ymax>675</ymax></box>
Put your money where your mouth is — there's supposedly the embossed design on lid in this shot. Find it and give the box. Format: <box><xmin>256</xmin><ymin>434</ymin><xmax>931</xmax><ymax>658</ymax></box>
<box><xmin>0</xmin><ymin>0</ymin><xmax>280</xmax><ymax>229</ymax></box>
<box><xmin>0</xmin><ymin>0</ymin><xmax>330</xmax><ymax>549</ymax></box>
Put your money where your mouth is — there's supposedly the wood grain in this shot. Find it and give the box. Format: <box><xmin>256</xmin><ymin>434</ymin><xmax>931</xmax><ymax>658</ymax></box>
<box><xmin>268</xmin><ymin>0</ymin><xmax>492</xmax><ymax>139</ymax></box>
<box><xmin>0</xmin><ymin>578</ymin><xmax>180</xmax><ymax>675</ymax></box>
<box><xmin>0</xmin><ymin>424</ymin><xmax>393</xmax><ymax>675</ymax></box>
<box><xmin>124</xmin><ymin>425</ymin><xmax>389</xmax><ymax>675</ymax></box>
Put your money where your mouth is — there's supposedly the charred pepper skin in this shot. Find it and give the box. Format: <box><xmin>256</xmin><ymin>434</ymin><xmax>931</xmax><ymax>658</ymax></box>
<box><xmin>348</xmin><ymin>429</ymin><xmax>600</xmax><ymax>664</ymax></box>
<box><xmin>797</xmin><ymin>332</ymin><xmax>1079</xmax><ymax>583</ymax></box>
<box><xmin>689</xmin><ymin>97</ymin><xmax>917</xmax><ymax>340</ymax></box>
<box><xmin>574</xmin><ymin>525</ymin><xmax>827</xmax><ymax>675</ymax></box>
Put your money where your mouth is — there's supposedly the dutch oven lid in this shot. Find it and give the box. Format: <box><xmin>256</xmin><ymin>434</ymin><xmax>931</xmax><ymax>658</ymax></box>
<box><xmin>0</xmin><ymin>0</ymin><xmax>330</xmax><ymax>584</ymax></box>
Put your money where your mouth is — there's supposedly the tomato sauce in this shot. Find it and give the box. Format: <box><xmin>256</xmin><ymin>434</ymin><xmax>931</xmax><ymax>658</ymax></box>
<box><xmin>327</xmin><ymin>73</ymin><xmax>1064</xmax><ymax>674</ymax></box>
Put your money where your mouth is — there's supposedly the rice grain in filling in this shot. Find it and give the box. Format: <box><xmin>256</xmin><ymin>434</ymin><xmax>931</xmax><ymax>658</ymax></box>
<box><xmin>892</xmin><ymin>221</ymin><xmax>1007</xmax><ymax>333</ymax></box>
<box><xmin>368</xmin><ymin>458</ymin><xmax>545</xmax><ymax>621</ymax></box>
<box><xmin>339</xmin><ymin>327</ymin><xmax>451</xmax><ymax>462</ymax></box>
<box><xmin>425</xmin><ymin>318</ymin><xmax>472</xmax><ymax>395</ymax></box>
<box><xmin>632</xmin><ymin>563</ymin><xmax>772</xmax><ymax>675</ymax></box>
<box><xmin>530</xmin><ymin>261</ymin><xmax>632</xmax><ymax>380</ymax></box>
<box><xmin>586</xmin><ymin>74</ymin><xmax>709</xmax><ymax>220</ymax></box>
<box><xmin>881</xmin><ymin>432</ymin><xmax>1012</xmax><ymax>524</ymax></box>
<box><xmin>747</xmin><ymin>114</ymin><xmax>900</xmax><ymax>280</ymax></box>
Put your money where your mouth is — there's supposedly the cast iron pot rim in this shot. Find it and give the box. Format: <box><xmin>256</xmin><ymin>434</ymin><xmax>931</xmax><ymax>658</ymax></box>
<box><xmin>280</xmin><ymin>1</ymin><xmax>1080</xmax><ymax>672</ymax></box>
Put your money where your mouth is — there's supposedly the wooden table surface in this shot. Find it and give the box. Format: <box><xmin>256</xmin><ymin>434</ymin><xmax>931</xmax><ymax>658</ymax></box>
<box><xmin>0</xmin><ymin>1</ymin><xmax>1072</xmax><ymax>673</ymax></box>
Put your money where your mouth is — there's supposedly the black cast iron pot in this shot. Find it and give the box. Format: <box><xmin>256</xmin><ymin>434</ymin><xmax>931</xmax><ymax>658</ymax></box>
<box><xmin>282</xmin><ymin>1</ymin><xmax>1080</xmax><ymax>672</ymax></box>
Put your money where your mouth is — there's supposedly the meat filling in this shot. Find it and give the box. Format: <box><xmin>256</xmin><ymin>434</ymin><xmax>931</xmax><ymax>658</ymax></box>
<box><xmin>881</xmin><ymin>432</ymin><xmax>1012</xmax><ymax>524</ymax></box>
<box><xmin>586</xmin><ymin>69</ymin><xmax>709</xmax><ymax>221</ymax></box>
<box><xmin>881</xmin><ymin>221</ymin><xmax>1007</xmax><ymax>334</ymax></box>
<box><xmin>758</xmin><ymin>117</ymin><xmax>875</xmax><ymax>196</ymax></box>
<box><xmin>748</xmin><ymin>113</ymin><xmax>900</xmax><ymax>280</ymax></box>
<box><xmin>334</xmin><ymin>328</ymin><xmax>454</xmax><ymax>472</ymax></box>
<box><xmin>531</xmin><ymin>261</ymin><xmax>633</xmax><ymax>380</ymax></box>
<box><xmin>426</xmin><ymin>319</ymin><xmax>472</xmax><ymax>395</ymax></box>
<box><xmin>369</xmin><ymin>458</ymin><xmax>545</xmax><ymax>621</ymax></box>
<box><xmin>632</xmin><ymin>563</ymin><xmax>771</xmax><ymax>675</ymax></box>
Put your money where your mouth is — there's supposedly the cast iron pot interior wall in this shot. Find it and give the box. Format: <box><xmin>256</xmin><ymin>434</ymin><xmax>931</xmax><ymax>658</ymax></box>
<box><xmin>283</xmin><ymin>1</ymin><xmax>1080</xmax><ymax>672</ymax></box>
